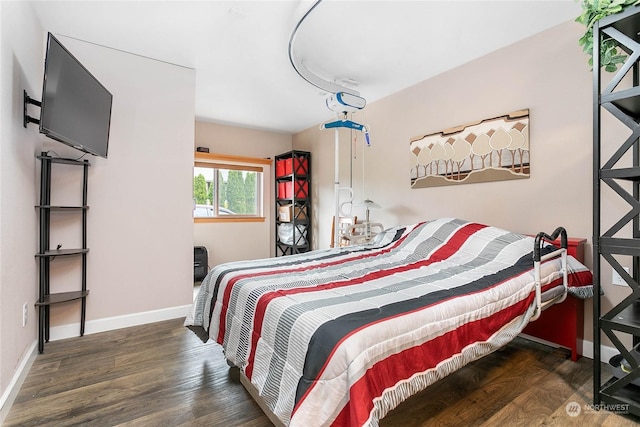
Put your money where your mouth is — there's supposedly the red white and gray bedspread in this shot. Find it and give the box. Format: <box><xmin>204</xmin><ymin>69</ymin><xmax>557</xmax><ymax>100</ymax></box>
<box><xmin>185</xmin><ymin>218</ymin><xmax>592</xmax><ymax>427</ymax></box>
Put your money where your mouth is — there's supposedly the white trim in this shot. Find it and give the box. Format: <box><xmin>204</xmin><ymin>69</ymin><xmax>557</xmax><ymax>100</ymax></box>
<box><xmin>581</xmin><ymin>338</ymin><xmax>593</xmax><ymax>359</ymax></box>
<box><xmin>518</xmin><ymin>335</ymin><xmax>621</xmax><ymax>364</ymax></box>
<box><xmin>49</xmin><ymin>304</ymin><xmax>192</xmax><ymax>341</ymax></box>
<box><xmin>581</xmin><ymin>339</ymin><xmax>620</xmax><ymax>363</ymax></box>
<box><xmin>0</xmin><ymin>341</ymin><xmax>37</xmax><ymax>424</ymax></box>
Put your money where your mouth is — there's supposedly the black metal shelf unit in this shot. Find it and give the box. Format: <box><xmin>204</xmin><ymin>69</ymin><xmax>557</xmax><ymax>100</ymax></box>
<box><xmin>275</xmin><ymin>150</ymin><xmax>311</xmax><ymax>256</ymax></box>
<box><xmin>593</xmin><ymin>6</ymin><xmax>640</xmax><ymax>416</ymax></box>
<box><xmin>36</xmin><ymin>153</ymin><xmax>90</xmax><ymax>353</ymax></box>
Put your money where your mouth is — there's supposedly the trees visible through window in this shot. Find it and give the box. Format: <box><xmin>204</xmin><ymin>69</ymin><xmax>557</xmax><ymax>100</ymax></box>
<box><xmin>194</xmin><ymin>163</ymin><xmax>262</xmax><ymax>218</ymax></box>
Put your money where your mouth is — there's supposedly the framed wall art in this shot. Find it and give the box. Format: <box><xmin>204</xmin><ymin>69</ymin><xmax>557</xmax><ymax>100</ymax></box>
<box><xmin>410</xmin><ymin>109</ymin><xmax>529</xmax><ymax>188</ymax></box>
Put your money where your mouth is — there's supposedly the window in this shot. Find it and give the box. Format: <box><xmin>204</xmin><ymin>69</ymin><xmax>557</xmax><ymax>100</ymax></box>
<box><xmin>194</xmin><ymin>152</ymin><xmax>270</xmax><ymax>222</ymax></box>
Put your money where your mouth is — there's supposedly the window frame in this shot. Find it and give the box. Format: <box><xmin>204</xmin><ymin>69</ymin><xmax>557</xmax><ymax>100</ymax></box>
<box><xmin>194</xmin><ymin>152</ymin><xmax>270</xmax><ymax>223</ymax></box>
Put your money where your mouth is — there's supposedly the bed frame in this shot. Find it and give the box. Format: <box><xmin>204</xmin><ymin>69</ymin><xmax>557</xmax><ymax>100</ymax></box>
<box><xmin>240</xmin><ymin>372</ymin><xmax>287</xmax><ymax>427</ymax></box>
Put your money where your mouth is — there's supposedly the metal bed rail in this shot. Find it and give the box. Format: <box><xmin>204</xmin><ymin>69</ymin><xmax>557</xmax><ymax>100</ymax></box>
<box><xmin>530</xmin><ymin>227</ymin><xmax>569</xmax><ymax>321</ymax></box>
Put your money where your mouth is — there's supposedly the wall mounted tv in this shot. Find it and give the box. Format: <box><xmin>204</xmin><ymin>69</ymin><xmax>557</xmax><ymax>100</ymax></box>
<box><xmin>39</xmin><ymin>32</ymin><xmax>112</xmax><ymax>159</ymax></box>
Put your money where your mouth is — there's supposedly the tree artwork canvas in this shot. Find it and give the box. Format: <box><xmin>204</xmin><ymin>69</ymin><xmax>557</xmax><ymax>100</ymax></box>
<box><xmin>410</xmin><ymin>109</ymin><xmax>530</xmax><ymax>188</ymax></box>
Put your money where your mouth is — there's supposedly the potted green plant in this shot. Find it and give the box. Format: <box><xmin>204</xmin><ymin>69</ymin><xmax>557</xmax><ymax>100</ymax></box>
<box><xmin>576</xmin><ymin>0</ymin><xmax>640</xmax><ymax>71</ymax></box>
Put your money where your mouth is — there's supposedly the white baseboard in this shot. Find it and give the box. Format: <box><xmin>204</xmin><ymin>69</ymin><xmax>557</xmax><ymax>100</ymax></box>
<box><xmin>48</xmin><ymin>304</ymin><xmax>192</xmax><ymax>341</ymax></box>
<box><xmin>520</xmin><ymin>335</ymin><xmax>620</xmax><ymax>364</ymax></box>
<box><xmin>581</xmin><ymin>339</ymin><xmax>621</xmax><ymax>363</ymax></box>
<box><xmin>0</xmin><ymin>341</ymin><xmax>37</xmax><ymax>425</ymax></box>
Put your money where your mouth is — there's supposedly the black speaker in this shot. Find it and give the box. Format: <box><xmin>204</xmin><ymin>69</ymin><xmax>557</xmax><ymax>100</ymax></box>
<box><xmin>194</xmin><ymin>246</ymin><xmax>208</xmax><ymax>282</ymax></box>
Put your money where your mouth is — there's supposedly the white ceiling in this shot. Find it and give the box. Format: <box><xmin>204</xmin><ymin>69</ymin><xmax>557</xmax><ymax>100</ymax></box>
<box><xmin>31</xmin><ymin>0</ymin><xmax>582</xmax><ymax>134</ymax></box>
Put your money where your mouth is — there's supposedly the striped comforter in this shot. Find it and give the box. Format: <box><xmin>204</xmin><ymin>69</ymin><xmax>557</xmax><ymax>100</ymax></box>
<box><xmin>185</xmin><ymin>218</ymin><xmax>592</xmax><ymax>427</ymax></box>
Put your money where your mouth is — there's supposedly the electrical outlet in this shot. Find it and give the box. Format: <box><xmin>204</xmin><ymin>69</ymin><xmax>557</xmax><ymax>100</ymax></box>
<box><xmin>22</xmin><ymin>302</ymin><xmax>28</xmax><ymax>327</ymax></box>
<box><xmin>612</xmin><ymin>267</ymin><xmax>630</xmax><ymax>286</ymax></box>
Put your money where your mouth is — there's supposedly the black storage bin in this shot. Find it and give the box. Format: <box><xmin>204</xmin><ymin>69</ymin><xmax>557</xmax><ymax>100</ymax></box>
<box><xmin>194</xmin><ymin>246</ymin><xmax>208</xmax><ymax>282</ymax></box>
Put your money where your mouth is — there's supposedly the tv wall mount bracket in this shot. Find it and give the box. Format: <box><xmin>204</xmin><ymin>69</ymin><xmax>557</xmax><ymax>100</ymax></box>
<box><xmin>23</xmin><ymin>90</ymin><xmax>41</xmax><ymax>128</ymax></box>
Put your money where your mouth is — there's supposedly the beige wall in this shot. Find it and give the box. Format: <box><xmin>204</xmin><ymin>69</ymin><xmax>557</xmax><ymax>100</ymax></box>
<box><xmin>294</xmin><ymin>20</ymin><xmax>604</xmax><ymax>350</ymax></box>
<box><xmin>0</xmin><ymin>2</ymin><xmax>43</xmax><ymax>418</ymax></box>
<box><xmin>43</xmin><ymin>36</ymin><xmax>195</xmax><ymax>329</ymax></box>
<box><xmin>193</xmin><ymin>121</ymin><xmax>292</xmax><ymax>267</ymax></box>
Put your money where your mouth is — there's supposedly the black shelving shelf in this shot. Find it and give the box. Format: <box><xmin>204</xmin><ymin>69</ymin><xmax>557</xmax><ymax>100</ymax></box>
<box><xmin>277</xmin><ymin>243</ymin><xmax>310</xmax><ymax>252</ymax></box>
<box><xmin>37</xmin><ymin>155</ymin><xmax>87</xmax><ymax>166</ymax></box>
<box><xmin>601</xmin><ymin>167</ymin><xmax>640</xmax><ymax>181</ymax></box>
<box><xmin>276</xmin><ymin>172</ymin><xmax>309</xmax><ymax>179</ymax></box>
<box><xmin>36</xmin><ymin>248</ymin><xmax>90</xmax><ymax>257</ymax></box>
<box><xmin>35</xmin><ymin>290</ymin><xmax>90</xmax><ymax>306</ymax></box>
<box><xmin>600</xmin><ymin>378</ymin><xmax>640</xmax><ymax>417</ymax></box>
<box><xmin>594</xmin><ymin>5</ymin><xmax>640</xmax><ymax>417</ymax></box>
<box><xmin>36</xmin><ymin>153</ymin><xmax>90</xmax><ymax>353</ymax></box>
<box><xmin>602</xmin><ymin>88</ymin><xmax>640</xmax><ymax>119</ymax></box>
<box><xmin>274</xmin><ymin>150</ymin><xmax>311</xmax><ymax>256</ymax></box>
<box><xmin>36</xmin><ymin>205</ymin><xmax>89</xmax><ymax>210</ymax></box>
<box><xmin>602</xmin><ymin>304</ymin><xmax>640</xmax><ymax>332</ymax></box>
<box><xmin>600</xmin><ymin>238</ymin><xmax>640</xmax><ymax>255</ymax></box>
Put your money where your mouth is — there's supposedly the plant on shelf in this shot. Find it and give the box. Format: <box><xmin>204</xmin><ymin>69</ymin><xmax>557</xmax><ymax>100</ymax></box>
<box><xmin>576</xmin><ymin>0</ymin><xmax>640</xmax><ymax>71</ymax></box>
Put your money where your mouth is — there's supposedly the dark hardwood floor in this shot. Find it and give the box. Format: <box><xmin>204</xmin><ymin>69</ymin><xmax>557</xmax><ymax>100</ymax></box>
<box><xmin>4</xmin><ymin>317</ymin><xmax>639</xmax><ymax>426</ymax></box>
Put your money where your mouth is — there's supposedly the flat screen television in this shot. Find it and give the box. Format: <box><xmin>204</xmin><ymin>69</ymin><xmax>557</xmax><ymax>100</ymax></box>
<box><xmin>39</xmin><ymin>32</ymin><xmax>112</xmax><ymax>159</ymax></box>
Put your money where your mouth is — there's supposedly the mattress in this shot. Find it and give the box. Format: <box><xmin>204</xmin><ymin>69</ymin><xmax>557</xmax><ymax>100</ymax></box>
<box><xmin>185</xmin><ymin>218</ymin><xmax>592</xmax><ymax>426</ymax></box>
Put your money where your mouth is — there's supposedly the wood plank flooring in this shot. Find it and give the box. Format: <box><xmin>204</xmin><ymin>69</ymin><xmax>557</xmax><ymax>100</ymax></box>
<box><xmin>4</xmin><ymin>317</ymin><xmax>639</xmax><ymax>426</ymax></box>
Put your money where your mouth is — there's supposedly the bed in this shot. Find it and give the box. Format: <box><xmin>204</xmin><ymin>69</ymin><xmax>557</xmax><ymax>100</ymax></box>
<box><xmin>185</xmin><ymin>218</ymin><xmax>592</xmax><ymax>427</ymax></box>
